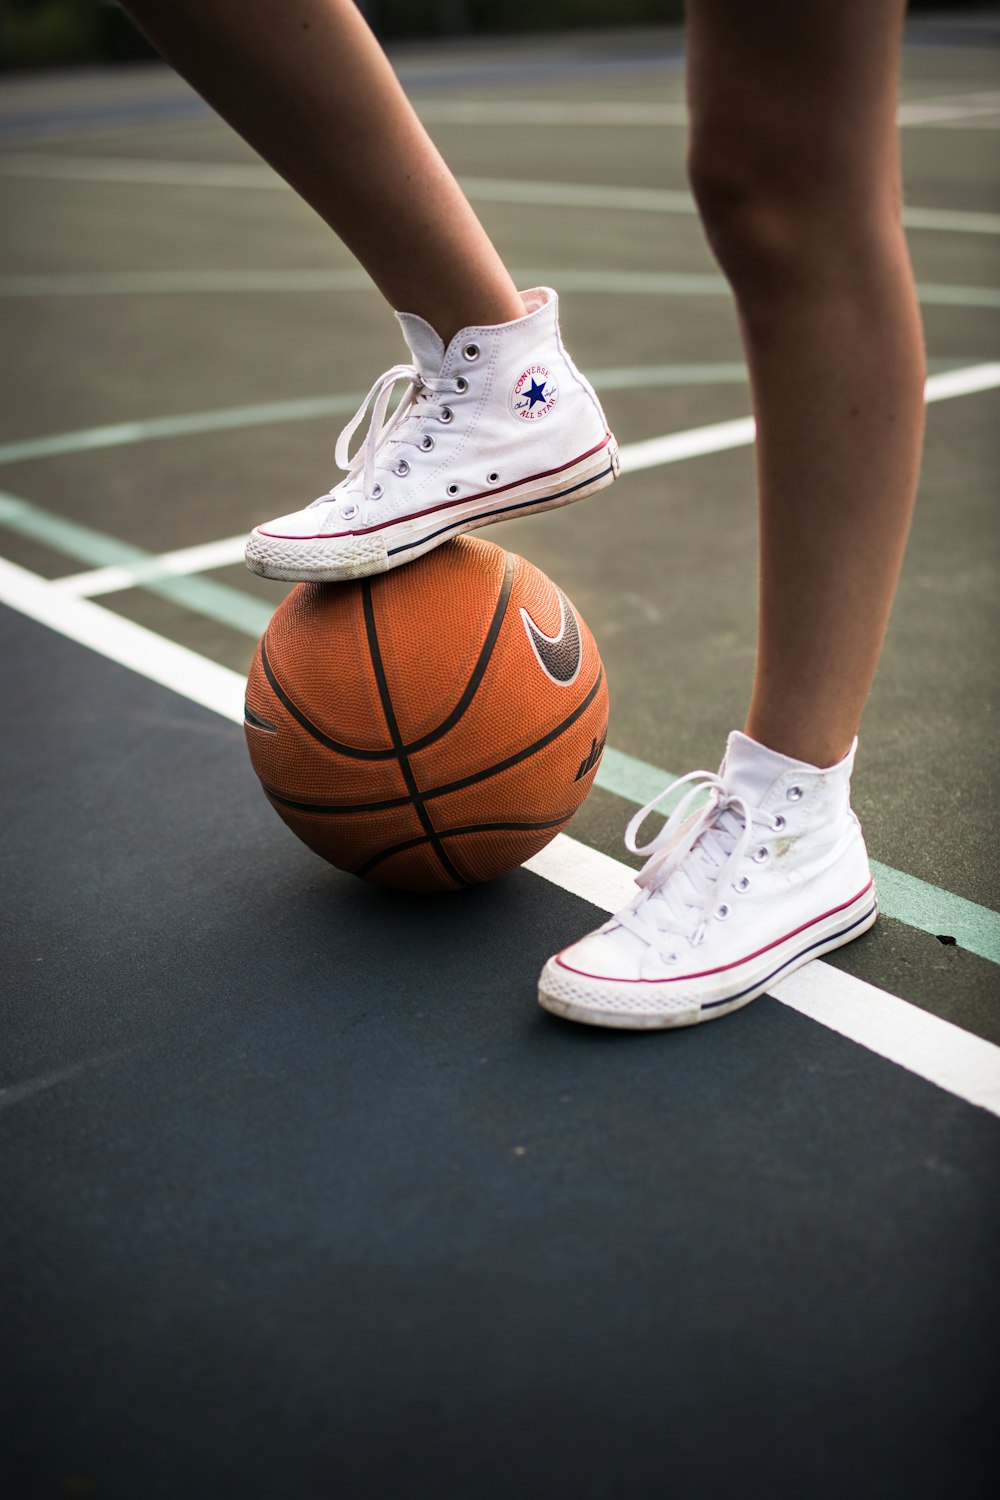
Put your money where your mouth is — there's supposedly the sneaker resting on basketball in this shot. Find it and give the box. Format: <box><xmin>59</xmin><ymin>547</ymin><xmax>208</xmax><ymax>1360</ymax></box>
<box><xmin>538</xmin><ymin>731</ymin><xmax>878</xmax><ymax>1030</ymax></box>
<box><xmin>245</xmin><ymin>287</ymin><xmax>619</xmax><ymax>583</ymax></box>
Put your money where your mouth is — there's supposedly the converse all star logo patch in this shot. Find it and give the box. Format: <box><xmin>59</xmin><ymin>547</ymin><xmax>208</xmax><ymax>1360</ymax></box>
<box><xmin>510</xmin><ymin>363</ymin><xmax>559</xmax><ymax>422</ymax></box>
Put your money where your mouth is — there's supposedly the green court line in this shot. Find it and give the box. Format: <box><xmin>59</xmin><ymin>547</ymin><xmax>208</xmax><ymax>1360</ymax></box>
<box><xmin>0</xmin><ymin>365</ymin><xmax>751</xmax><ymax>470</ymax></box>
<box><xmin>0</xmin><ymin>484</ymin><xmax>996</xmax><ymax>966</ymax></box>
<box><xmin>0</xmin><ymin>490</ymin><xmax>270</xmax><ymax>638</ymax></box>
<box><xmin>0</xmin><ymin>393</ymin><xmax>364</xmax><ymax>468</ymax></box>
<box><xmin>1</xmin><ymin>266</ymin><xmax>999</xmax><ymax>310</ymax></box>
<box><xmin>1</xmin><ymin>357</ymin><xmax>978</xmax><ymax>472</ymax></box>
<box><xmin>3</xmin><ymin>153</ymin><xmax>999</xmax><ymax>235</ymax></box>
<box><xmin>594</xmin><ymin>746</ymin><xmax>1000</xmax><ymax>966</ymax></box>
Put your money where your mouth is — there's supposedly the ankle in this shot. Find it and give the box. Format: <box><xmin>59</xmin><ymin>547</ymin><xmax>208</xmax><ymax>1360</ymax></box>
<box><xmin>421</xmin><ymin>288</ymin><xmax>527</xmax><ymax>345</ymax></box>
<box><xmin>742</xmin><ymin>715</ymin><xmax>856</xmax><ymax>772</ymax></box>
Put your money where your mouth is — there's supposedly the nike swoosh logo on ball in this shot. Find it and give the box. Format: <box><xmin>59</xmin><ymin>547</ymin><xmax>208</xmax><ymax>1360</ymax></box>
<box><xmin>520</xmin><ymin>590</ymin><xmax>583</xmax><ymax>685</ymax></box>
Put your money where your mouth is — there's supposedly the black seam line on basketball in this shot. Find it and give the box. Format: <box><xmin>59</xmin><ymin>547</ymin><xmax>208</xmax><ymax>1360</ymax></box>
<box><xmin>385</xmin><ymin>464</ymin><xmax>614</xmax><ymax>557</ymax></box>
<box><xmin>353</xmin><ymin>815</ymin><xmax>573</xmax><ymax>879</ymax></box>
<box><xmin>402</xmin><ymin>550</ymin><xmax>516</xmax><ymax>755</ymax></box>
<box><xmin>361</xmin><ymin>580</ymin><xmax>470</xmax><ymax>888</ymax></box>
<box><xmin>419</xmin><ymin>667</ymin><xmax>604</xmax><ymax>803</ymax></box>
<box><xmin>265</xmin><ymin>788</ymin><xmax>412</xmax><ymax>816</ymax></box>
<box><xmin>244</xmin><ymin>702</ymin><xmax>278</xmax><ymax>734</ymax></box>
<box><xmin>259</xmin><ymin>633</ymin><xmax>397</xmax><ymax>762</ymax></box>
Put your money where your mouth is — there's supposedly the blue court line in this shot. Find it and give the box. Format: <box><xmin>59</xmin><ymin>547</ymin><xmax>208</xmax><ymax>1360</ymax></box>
<box><xmin>0</xmin><ymin>485</ymin><xmax>996</xmax><ymax>967</ymax></box>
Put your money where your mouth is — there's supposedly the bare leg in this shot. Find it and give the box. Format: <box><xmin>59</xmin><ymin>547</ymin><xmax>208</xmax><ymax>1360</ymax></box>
<box><xmin>120</xmin><ymin>0</ymin><xmax>524</xmax><ymax>339</ymax></box>
<box><xmin>687</xmin><ymin>0</ymin><xmax>925</xmax><ymax>769</ymax></box>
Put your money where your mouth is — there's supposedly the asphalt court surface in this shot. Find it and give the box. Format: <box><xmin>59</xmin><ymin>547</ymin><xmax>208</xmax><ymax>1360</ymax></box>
<box><xmin>1</xmin><ymin>19</ymin><xmax>999</xmax><ymax>1499</ymax></box>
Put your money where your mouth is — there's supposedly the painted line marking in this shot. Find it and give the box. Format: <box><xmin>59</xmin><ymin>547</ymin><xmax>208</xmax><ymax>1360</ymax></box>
<box><xmin>593</xmin><ymin>746</ymin><xmax>1000</xmax><ymax>967</ymax></box>
<box><xmin>0</xmin><ymin>554</ymin><xmax>246</xmax><ymax>721</ymax></box>
<box><xmin>0</xmin><ymin>266</ymin><xmax>995</xmax><ymax>310</ymax></box>
<box><xmin>0</xmin><ymin>489</ymin><xmax>268</xmax><ymax>637</ymax></box>
<box><xmin>6</xmin><ymin>363</ymin><xmax>995</xmax><ymax>601</ymax></box>
<box><xmin>897</xmin><ymin>90</ymin><xmax>1000</xmax><ymax>126</ymax></box>
<box><xmin>0</xmin><ymin>366</ymin><xmax>753</xmax><ymax>471</ymax></box>
<box><xmin>0</xmin><ymin>392</ymin><xmax>364</xmax><ymax>468</ymax></box>
<box><xmin>1</xmin><ymin>153</ymin><xmax>998</xmax><ymax>236</ymax></box>
<box><xmin>2</xmin><ymin>86</ymin><xmax>994</xmax><ymax>151</ymax></box>
<box><xmin>419</xmin><ymin>101</ymin><xmax>692</xmax><ymax>126</ymax></box>
<box><xmin>532</xmin><ymin>841</ymin><xmax>1000</xmax><ymax>1114</ymax></box>
<box><xmin>0</xmin><ymin>358</ymin><xmax>977</xmax><ymax>474</ymax></box>
<box><xmin>0</xmin><ymin>364</ymin><xmax>997</xmax><ymax>959</ymax></box>
<box><xmin>416</xmin><ymin>91</ymin><xmax>1000</xmax><ymax>130</ymax></box>
<box><xmin>50</xmin><ymin>533</ymin><xmax>254</xmax><ymax>598</ymax></box>
<box><xmin>525</xmin><ymin>837</ymin><xmax>1000</xmax><ymax>1119</ymax></box>
<box><xmin>0</xmin><ymin>551</ymin><xmax>997</xmax><ymax>1119</ymax></box>
<box><xmin>622</xmin><ymin>361</ymin><xmax>1000</xmax><ymax>473</ymax></box>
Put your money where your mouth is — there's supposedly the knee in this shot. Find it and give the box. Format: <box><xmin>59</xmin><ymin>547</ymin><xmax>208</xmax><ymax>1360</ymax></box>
<box><xmin>687</xmin><ymin>127</ymin><xmax>892</xmax><ymax>311</ymax></box>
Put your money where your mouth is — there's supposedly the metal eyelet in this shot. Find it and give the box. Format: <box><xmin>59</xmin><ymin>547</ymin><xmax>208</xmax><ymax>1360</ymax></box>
<box><xmin>734</xmin><ymin>875</ymin><xmax>751</xmax><ymax>893</ymax></box>
<box><xmin>772</xmin><ymin>814</ymin><xmax>786</xmax><ymax>832</ymax></box>
<box><xmin>462</xmin><ymin>342</ymin><xmax>480</xmax><ymax>362</ymax></box>
<box><xmin>715</xmin><ymin>904</ymin><xmax>731</xmax><ymax>921</ymax></box>
<box><xmin>752</xmin><ymin>846</ymin><xmax>770</xmax><ymax>864</ymax></box>
<box><xmin>438</xmin><ymin>406</ymin><xmax>454</xmax><ymax>424</ymax></box>
<box><xmin>393</xmin><ymin>458</ymin><xmax>410</xmax><ymax>478</ymax></box>
<box><xmin>420</xmin><ymin>434</ymin><xmax>435</xmax><ymax>452</ymax></box>
<box><xmin>339</xmin><ymin>502</ymin><xmax>359</xmax><ymax>521</ymax></box>
<box><xmin>455</xmin><ymin>376</ymin><xmax>469</xmax><ymax>394</ymax></box>
<box><xmin>487</xmin><ymin>471</ymin><xmax>500</xmax><ymax>484</ymax></box>
<box><xmin>786</xmin><ymin>785</ymin><xmax>803</xmax><ymax>802</ymax></box>
<box><xmin>370</xmin><ymin>482</ymin><xmax>383</xmax><ymax>500</ymax></box>
<box><xmin>447</xmin><ymin>483</ymin><xmax>460</xmax><ymax>497</ymax></box>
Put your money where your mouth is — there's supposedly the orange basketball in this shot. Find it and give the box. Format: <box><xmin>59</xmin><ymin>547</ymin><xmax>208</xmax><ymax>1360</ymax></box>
<box><xmin>244</xmin><ymin>536</ymin><xmax>608</xmax><ymax>891</ymax></box>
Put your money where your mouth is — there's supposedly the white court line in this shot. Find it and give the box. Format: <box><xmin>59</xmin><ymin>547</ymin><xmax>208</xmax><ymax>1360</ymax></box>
<box><xmin>897</xmin><ymin>90</ymin><xmax>1000</xmax><ymax>126</ymax></box>
<box><xmin>525</xmin><ymin>839</ymin><xmax>1000</xmax><ymax>1119</ymax></box>
<box><xmin>1</xmin><ymin>551</ymin><xmax>998</xmax><ymax>1119</ymax></box>
<box><xmin>617</xmin><ymin>361</ymin><xmax>1000</xmax><ymax>473</ymax></box>
<box><xmin>50</xmin><ymin>533</ymin><xmax>252</xmax><ymax>598</ymax></box>
<box><xmin>45</xmin><ymin>362</ymin><xmax>1000</xmax><ymax>597</ymax></box>
<box><xmin>1</xmin><ymin>153</ymin><xmax>997</xmax><ymax>236</ymax></box>
<box><xmin>0</xmin><ymin>554</ymin><xmax>245</xmax><ymax>724</ymax></box>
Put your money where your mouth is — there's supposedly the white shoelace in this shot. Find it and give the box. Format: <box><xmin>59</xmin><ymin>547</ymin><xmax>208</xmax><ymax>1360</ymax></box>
<box><xmin>616</xmin><ymin>770</ymin><xmax>774</xmax><ymax>961</ymax></box>
<box><xmin>316</xmin><ymin>363</ymin><xmax>463</xmax><ymax>509</ymax></box>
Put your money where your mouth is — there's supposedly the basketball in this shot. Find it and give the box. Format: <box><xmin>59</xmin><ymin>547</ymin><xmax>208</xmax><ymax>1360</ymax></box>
<box><xmin>244</xmin><ymin>536</ymin><xmax>608</xmax><ymax>892</ymax></box>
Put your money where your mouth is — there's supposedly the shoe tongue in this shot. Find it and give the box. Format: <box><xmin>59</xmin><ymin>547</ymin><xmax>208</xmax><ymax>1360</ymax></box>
<box><xmin>721</xmin><ymin>730</ymin><xmax>818</xmax><ymax>806</ymax></box>
<box><xmin>396</xmin><ymin>310</ymin><xmax>446</xmax><ymax>376</ymax></box>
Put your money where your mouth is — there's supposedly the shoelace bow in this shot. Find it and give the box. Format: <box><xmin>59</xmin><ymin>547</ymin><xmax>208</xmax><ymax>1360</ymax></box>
<box><xmin>616</xmin><ymin>770</ymin><xmax>772</xmax><ymax>958</ymax></box>
<box><xmin>321</xmin><ymin>363</ymin><xmax>461</xmax><ymax>507</ymax></box>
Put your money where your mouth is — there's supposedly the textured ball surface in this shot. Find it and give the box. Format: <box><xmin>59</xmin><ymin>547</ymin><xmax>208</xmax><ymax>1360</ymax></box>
<box><xmin>244</xmin><ymin>536</ymin><xmax>608</xmax><ymax>891</ymax></box>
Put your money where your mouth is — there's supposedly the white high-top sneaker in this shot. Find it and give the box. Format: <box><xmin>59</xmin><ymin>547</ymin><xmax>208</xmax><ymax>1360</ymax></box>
<box><xmin>538</xmin><ymin>731</ymin><xmax>878</xmax><ymax>1030</ymax></box>
<box><xmin>245</xmin><ymin>287</ymin><xmax>618</xmax><ymax>582</ymax></box>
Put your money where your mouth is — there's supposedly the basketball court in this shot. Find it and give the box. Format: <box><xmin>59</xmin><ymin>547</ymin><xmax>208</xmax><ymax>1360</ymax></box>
<box><xmin>1</xmin><ymin>16</ymin><xmax>998</xmax><ymax>1498</ymax></box>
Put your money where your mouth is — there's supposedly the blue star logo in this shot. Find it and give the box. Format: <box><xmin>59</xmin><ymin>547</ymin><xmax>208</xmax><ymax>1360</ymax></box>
<box><xmin>525</xmin><ymin>378</ymin><xmax>548</xmax><ymax>408</ymax></box>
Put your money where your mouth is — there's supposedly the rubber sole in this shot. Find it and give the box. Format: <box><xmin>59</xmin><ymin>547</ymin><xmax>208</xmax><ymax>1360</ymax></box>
<box><xmin>538</xmin><ymin>889</ymin><xmax>879</xmax><ymax>1031</ymax></box>
<box><xmin>244</xmin><ymin>439</ymin><xmax>619</xmax><ymax>583</ymax></box>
